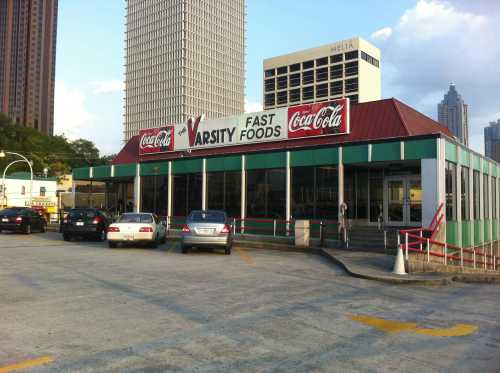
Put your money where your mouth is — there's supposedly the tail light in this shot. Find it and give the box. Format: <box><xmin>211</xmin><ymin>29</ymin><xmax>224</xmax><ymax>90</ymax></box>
<box><xmin>221</xmin><ymin>224</ymin><xmax>231</xmax><ymax>233</ymax></box>
<box><xmin>139</xmin><ymin>227</ymin><xmax>153</xmax><ymax>233</ymax></box>
<box><xmin>15</xmin><ymin>216</ymin><xmax>23</xmax><ymax>223</ymax></box>
<box><xmin>182</xmin><ymin>224</ymin><xmax>191</xmax><ymax>233</ymax></box>
<box><xmin>92</xmin><ymin>216</ymin><xmax>102</xmax><ymax>225</ymax></box>
<box><xmin>108</xmin><ymin>226</ymin><xmax>120</xmax><ymax>232</ymax></box>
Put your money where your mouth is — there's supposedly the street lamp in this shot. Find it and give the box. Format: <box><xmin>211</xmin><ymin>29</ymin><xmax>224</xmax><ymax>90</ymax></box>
<box><xmin>0</xmin><ymin>150</ymin><xmax>34</xmax><ymax>207</ymax></box>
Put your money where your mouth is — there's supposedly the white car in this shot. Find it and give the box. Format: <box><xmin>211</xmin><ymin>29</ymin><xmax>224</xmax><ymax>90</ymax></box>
<box><xmin>107</xmin><ymin>213</ymin><xmax>167</xmax><ymax>248</ymax></box>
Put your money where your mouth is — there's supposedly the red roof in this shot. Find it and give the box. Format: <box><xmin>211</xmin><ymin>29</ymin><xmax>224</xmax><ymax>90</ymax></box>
<box><xmin>113</xmin><ymin>98</ymin><xmax>452</xmax><ymax>164</ymax></box>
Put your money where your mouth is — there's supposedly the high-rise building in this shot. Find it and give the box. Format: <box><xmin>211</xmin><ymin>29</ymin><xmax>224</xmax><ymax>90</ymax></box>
<box><xmin>124</xmin><ymin>0</ymin><xmax>245</xmax><ymax>142</ymax></box>
<box><xmin>262</xmin><ymin>37</ymin><xmax>381</xmax><ymax>110</ymax></box>
<box><xmin>437</xmin><ymin>83</ymin><xmax>469</xmax><ymax>146</ymax></box>
<box><xmin>0</xmin><ymin>0</ymin><xmax>58</xmax><ymax>135</ymax></box>
<box><xmin>485</xmin><ymin>119</ymin><xmax>500</xmax><ymax>162</ymax></box>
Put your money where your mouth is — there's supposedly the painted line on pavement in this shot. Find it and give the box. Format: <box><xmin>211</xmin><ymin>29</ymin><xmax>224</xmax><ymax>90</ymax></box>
<box><xmin>0</xmin><ymin>356</ymin><xmax>54</xmax><ymax>373</ymax></box>
<box><xmin>235</xmin><ymin>247</ymin><xmax>254</xmax><ymax>265</ymax></box>
<box><xmin>350</xmin><ymin>315</ymin><xmax>478</xmax><ymax>337</ymax></box>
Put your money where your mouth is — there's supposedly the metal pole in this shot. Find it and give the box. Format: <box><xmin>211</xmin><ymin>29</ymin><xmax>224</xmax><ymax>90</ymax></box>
<box><xmin>490</xmin><ymin>241</ymin><xmax>493</xmax><ymax>270</ymax></box>
<box><xmin>419</xmin><ymin>230</ymin><xmax>423</xmax><ymax>251</ymax></box>
<box><xmin>473</xmin><ymin>249</ymin><xmax>476</xmax><ymax>269</ymax></box>
<box><xmin>384</xmin><ymin>230</ymin><xmax>387</xmax><ymax>251</ymax></box>
<box><xmin>233</xmin><ymin>217</ymin><xmax>236</xmax><ymax>235</ymax></box>
<box><xmin>444</xmin><ymin>243</ymin><xmax>447</xmax><ymax>265</ymax></box>
<box><xmin>273</xmin><ymin>219</ymin><xmax>277</xmax><ymax>237</ymax></box>
<box><xmin>405</xmin><ymin>232</ymin><xmax>408</xmax><ymax>260</ymax></box>
<box><xmin>484</xmin><ymin>246</ymin><xmax>487</xmax><ymax>270</ymax></box>
<box><xmin>397</xmin><ymin>233</ymin><xmax>400</xmax><ymax>252</ymax></box>
<box><xmin>426</xmin><ymin>238</ymin><xmax>430</xmax><ymax>263</ymax></box>
<box><xmin>460</xmin><ymin>247</ymin><xmax>463</xmax><ymax>268</ymax></box>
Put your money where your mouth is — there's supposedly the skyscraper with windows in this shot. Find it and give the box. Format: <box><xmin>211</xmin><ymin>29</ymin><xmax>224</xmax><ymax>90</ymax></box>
<box><xmin>124</xmin><ymin>0</ymin><xmax>245</xmax><ymax>142</ymax></box>
<box><xmin>485</xmin><ymin>119</ymin><xmax>500</xmax><ymax>162</ymax></box>
<box><xmin>437</xmin><ymin>83</ymin><xmax>469</xmax><ymax>146</ymax></box>
<box><xmin>0</xmin><ymin>0</ymin><xmax>58</xmax><ymax>135</ymax></box>
<box><xmin>262</xmin><ymin>37</ymin><xmax>381</xmax><ymax>110</ymax></box>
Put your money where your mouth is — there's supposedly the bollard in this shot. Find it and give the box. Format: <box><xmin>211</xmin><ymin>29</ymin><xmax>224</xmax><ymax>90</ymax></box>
<box><xmin>426</xmin><ymin>239</ymin><xmax>430</xmax><ymax>263</ymax></box>
<box><xmin>319</xmin><ymin>221</ymin><xmax>324</xmax><ymax>248</ymax></box>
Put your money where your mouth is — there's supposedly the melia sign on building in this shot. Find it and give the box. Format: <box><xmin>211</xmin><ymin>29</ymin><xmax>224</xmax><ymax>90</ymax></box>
<box><xmin>140</xmin><ymin>98</ymin><xmax>349</xmax><ymax>155</ymax></box>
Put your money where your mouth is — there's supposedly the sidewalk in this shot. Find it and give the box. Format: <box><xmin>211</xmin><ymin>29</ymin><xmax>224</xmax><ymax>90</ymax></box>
<box><xmin>320</xmin><ymin>248</ymin><xmax>454</xmax><ymax>285</ymax></box>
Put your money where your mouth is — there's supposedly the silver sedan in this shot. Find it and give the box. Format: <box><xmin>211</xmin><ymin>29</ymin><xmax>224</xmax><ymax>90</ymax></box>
<box><xmin>181</xmin><ymin>210</ymin><xmax>232</xmax><ymax>255</ymax></box>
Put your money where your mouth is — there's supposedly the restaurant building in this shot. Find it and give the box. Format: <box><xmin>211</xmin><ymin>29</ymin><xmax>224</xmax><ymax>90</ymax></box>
<box><xmin>72</xmin><ymin>98</ymin><xmax>500</xmax><ymax>250</ymax></box>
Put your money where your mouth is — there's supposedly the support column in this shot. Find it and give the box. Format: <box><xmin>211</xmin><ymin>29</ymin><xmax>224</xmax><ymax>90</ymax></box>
<box><xmin>241</xmin><ymin>156</ymin><xmax>246</xmax><ymax>231</ymax></box>
<box><xmin>133</xmin><ymin>163</ymin><xmax>141</xmax><ymax>213</ymax></box>
<box><xmin>202</xmin><ymin>158</ymin><xmax>207</xmax><ymax>210</ymax></box>
<box><xmin>479</xmin><ymin>158</ymin><xmax>484</xmax><ymax>245</ymax></box>
<box><xmin>286</xmin><ymin>151</ymin><xmax>291</xmax><ymax>221</ymax></box>
<box><xmin>456</xmin><ymin>147</ymin><xmax>462</xmax><ymax>248</ymax></box>
<box><xmin>338</xmin><ymin>147</ymin><xmax>344</xmax><ymax>221</ymax></box>
<box><xmin>167</xmin><ymin>161</ymin><xmax>173</xmax><ymax>218</ymax></box>
<box><xmin>421</xmin><ymin>138</ymin><xmax>446</xmax><ymax>228</ymax></box>
<box><xmin>469</xmin><ymin>158</ymin><xmax>475</xmax><ymax>246</ymax></box>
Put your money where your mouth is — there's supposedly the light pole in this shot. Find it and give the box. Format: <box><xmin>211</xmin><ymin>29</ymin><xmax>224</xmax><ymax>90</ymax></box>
<box><xmin>0</xmin><ymin>150</ymin><xmax>34</xmax><ymax>207</ymax></box>
<box><xmin>1</xmin><ymin>159</ymin><xmax>26</xmax><ymax>207</ymax></box>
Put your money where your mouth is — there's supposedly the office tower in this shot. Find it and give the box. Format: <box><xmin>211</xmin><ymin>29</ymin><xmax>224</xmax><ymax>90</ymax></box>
<box><xmin>485</xmin><ymin>119</ymin><xmax>500</xmax><ymax>162</ymax></box>
<box><xmin>438</xmin><ymin>83</ymin><xmax>469</xmax><ymax>146</ymax></box>
<box><xmin>262</xmin><ymin>37</ymin><xmax>381</xmax><ymax>110</ymax></box>
<box><xmin>0</xmin><ymin>0</ymin><xmax>58</xmax><ymax>135</ymax></box>
<box><xmin>124</xmin><ymin>0</ymin><xmax>245</xmax><ymax>141</ymax></box>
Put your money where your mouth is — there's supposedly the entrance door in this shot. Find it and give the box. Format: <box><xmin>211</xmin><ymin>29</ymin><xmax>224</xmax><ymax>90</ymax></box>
<box><xmin>384</xmin><ymin>176</ymin><xmax>421</xmax><ymax>226</ymax></box>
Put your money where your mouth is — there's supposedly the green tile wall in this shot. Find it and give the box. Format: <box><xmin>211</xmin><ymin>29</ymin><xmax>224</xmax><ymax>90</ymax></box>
<box><xmin>343</xmin><ymin>144</ymin><xmax>369</xmax><ymax>164</ymax></box>
<box><xmin>206</xmin><ymin>155</ymin><xmax>242</xmax><ymax>172</ymax></box>
<box><xmin>291</xmin><ymin>147</ymin><xmax>338</xmax><ymax>167</ymax></box>
<box><xmin>172</xmin><ymin>159</ymin><xmax>203</xmax><ymax>174</ymax></box>
<box><xmin>445</xmin><ymin>141</ymin><xmax>457</xmax><ymax>162</ymax></box>
<box><xmin>246</xmin><ymin>152</ymin><xmax>286</xmax><ymax>170</ymax></box>
<box><xmin>404</xmin><ymin>138</ymin><xmax>437</xmax><ymax>160</ymax></box>
<box><xmin>371</xmin><ymin>142</ymin><xmax>401</xmax><ymax>162</ymax></box>
<box><xmin>141</xmin><ymin>162</ymin><xmax>169</xmax><ymax>176</ymax></box>
<box><xmin>114</xmin><ymin>164</ymin><xmax>137</xmax><ymax>178</ymax></box>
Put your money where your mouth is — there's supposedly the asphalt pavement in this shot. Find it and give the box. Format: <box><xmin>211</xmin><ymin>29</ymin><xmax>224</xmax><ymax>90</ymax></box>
<box><xmin>1</xmin><ymin>231</ymin><xmax>499</xmax><ymax>372</ymax></box>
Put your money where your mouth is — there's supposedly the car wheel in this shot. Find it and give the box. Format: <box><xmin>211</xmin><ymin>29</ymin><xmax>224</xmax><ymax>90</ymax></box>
<box><xmin>160</xmin><ymin>234</ymin><xmax>166</xmax><ymax>244</ymax></box>
<box><xmin>150</xmin><ymin>237</ymin><xmax>158</xmax><ymax>248</ymax></box>
<box><xmin>97</xmin><ymin>229</ymin><xmax>106</xmax><ymax>242</ymax></box>
<box><xmin>25</xmin><ymin>224</ymin><xmax>32</xmax><ymax>235</ymax></box>
<box><xmin>108</xmin><ymin>241</ymin><xmax>117</xmax><ymax>248</ymax></box>
<box><xmin>225</xmin><ymin>245</ymin><xmax>232</xmax><ymax>255</ymax></box>
<box><xmin>181</xmin><ymin>245</ymin><xmax>189</xmax><ymax>254</ymax></box>
<box><xmin>63</xmin><ymin>233</ymin><xmax>71</xmax><ymax>241</ymax></box>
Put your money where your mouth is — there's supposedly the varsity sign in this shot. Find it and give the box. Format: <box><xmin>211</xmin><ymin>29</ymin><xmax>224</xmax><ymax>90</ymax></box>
<box><xmin>139</xmin><ymin>126</ymin><xmax>175</xmax><ymax>155</ymax></box>
<box><xmin>139</xmin><ymin>99</ymin><xmax>349</xmax><ymax>155</ymax></box>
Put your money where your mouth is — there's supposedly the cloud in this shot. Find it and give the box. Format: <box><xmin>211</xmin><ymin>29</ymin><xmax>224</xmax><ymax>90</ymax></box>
<box><xmin>371</xmin><ymin>27</ymin><xmax>392</xmax><ymax>41</ymax></box>
<box><xmin>245</xmin><ymin>99</ymin><xmax>263</xmax><ymax>113</ymax></box>
<box><xmin>54</xmin><ymin>81</ymin><xmax>95</xmax><ymax>139</ymax></box>
<box><xmin>91</xmin><ymin>80</ymin><xmax>125</xmax><ymax>94</ymax></box>
<box><xmin>372</xmin><ymin>0</ymin><xmax>500</xmax><ymax>153</ymax></box>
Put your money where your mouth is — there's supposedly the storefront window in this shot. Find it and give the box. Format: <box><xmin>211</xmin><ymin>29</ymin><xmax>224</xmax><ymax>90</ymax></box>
<box><xmin>461</xmin><ymin>167</ymin><xmax>470</xmax><ymax>220</ymax></box>
<box><xmin>291</xmin><ymin>166</ymin><xmax>337</xmax><ymax>220</ymax></box>
<box><xmin>445</xmin><ymin>161</ymin><xmax>456</xmax><ymax>220</ymax></box>
<box><xmin>369</xmin><ymin>174</ymin><xmax>383</xmax><ymax>222</ymax></box>
<box><xmin>247</xmin><ymin>169</ymin><xmax>286</xmax><ymax>218</ymax></box>
<box><xmin>173</xmin><ymin>173</ymin><xmax>202</xmax><ymax>217</ymax></box>
<box><xmin>207</xmin><ymin>171</ymin><xmax>241</xmax><ymax>217</ymax></box>
<box><xmin>473</xmin><ymin>170</ymin><xmax>480</xmax><ymax>220</ymax></box>
<box><xmin>141</xmin><ymin>175</ymin><xmax>168</xmax><ymax>216</ymax></box>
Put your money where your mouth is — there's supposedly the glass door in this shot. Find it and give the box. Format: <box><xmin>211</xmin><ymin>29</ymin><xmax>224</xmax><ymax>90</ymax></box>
<box><xmin>384</xmin><ymin>176</ymin><xmax>422</xmax><ymax>226</ymax></box>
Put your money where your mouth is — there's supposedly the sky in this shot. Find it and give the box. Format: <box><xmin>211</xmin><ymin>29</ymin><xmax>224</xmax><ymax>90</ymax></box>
<box><xmin>54</xmin><ymin>0</ymin><xmax>500</xmax><ymax>155</ymax></box>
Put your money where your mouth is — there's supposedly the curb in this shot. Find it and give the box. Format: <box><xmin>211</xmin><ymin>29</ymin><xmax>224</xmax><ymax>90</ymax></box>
<box><xmin>319</xmin><ymin>249</ymin><xmax>453</xmax><ymax>286</ymax></box>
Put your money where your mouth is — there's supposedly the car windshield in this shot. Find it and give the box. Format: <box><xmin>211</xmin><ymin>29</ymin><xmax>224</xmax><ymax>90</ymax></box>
<box><xmin>188</xmin><ymin>211</ymin><xmax>226</xmax><ymax>223</ymax></box>
<box><xmin>69</xmin><ymin>210</ymin><xmax>96</xmax><ymax>219</ymax></box>
<box><xmin>118</xmin><ymin>213</ymin><xmax>153</xmax><ymax>223</ymax></box>
<box><xmin>0</xmin><ymin>208</ymin><xmax>26</xmax><ymax>216</ymax></box>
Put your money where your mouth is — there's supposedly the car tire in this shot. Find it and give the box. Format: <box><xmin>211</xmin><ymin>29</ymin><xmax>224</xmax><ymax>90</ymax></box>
<box><xmin>160</xmin><ymin>234</ymin><xmax>166</xmax><ymax>244</ymax></box>
<box><xmin>181</xmin><ymin>245</ymin><xmax>189</xmax><ymax>254</ymax></box>
<box><xmin>108</xmin><ymin>241</ymin><xmax>117</xmax><ymax>248</ymax></box>
<box><xmin>25</xmin><ymin>224</ymin><xmax>32</xmax><ymax>235</ymax></box>
<box><xmin>225</xmin><ymin>246</ymin><xmax>232</xmax><ymax>255</ymax></box>
<box><xmin>150</xmin><ymin>237</ymin><xmax>158</xmax><ymax>249</ymax></box>
<box><xmin>63</xmin><ymin>233</ymin><xmax>71</xmax><ymax>241</ymax></box>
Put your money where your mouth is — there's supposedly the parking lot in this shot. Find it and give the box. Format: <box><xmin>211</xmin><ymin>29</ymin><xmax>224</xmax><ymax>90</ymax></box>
<box><xmin>1</xmin><ymin>232</ymin><xmax>500</xmax><ymax>372</ymax></box>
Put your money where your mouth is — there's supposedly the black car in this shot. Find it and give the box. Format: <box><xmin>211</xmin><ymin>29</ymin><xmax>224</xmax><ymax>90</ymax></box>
<box><xmin>0</xmin><ymin>207</ymin><xmax>47</xmax><ymax>234</ymax></box>
<box><xmin>60</xmin><ymin>208</ymin><xmax>111</xmax><ymax>241</ymax></box>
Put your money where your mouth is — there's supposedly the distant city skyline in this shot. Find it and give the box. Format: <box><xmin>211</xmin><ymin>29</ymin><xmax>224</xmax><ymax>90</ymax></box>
<box><xmin>485</xmin><ymin>119</ymin><xmax>500</xmax><ymax>162</ymax></box>
<box><xmin>437</xmin><ymin>83</ymin><xmax>469</xmax><ymax>146</ymax></box>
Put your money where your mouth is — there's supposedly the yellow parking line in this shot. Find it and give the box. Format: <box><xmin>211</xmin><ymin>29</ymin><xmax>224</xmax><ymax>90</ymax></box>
<box><xmin>0</xmin><ymin>356</ymin><xmax>54</xmax><ymax>373</ymax></box>
<box><xmin>350</xmin><ymin>315</ymin><xmax>477</xmax><ymax>337</ymax></box>
<box><xmin>235</xmin><ymin>247</ymin><xmax>254</xmax><ymax>265</ymax></box>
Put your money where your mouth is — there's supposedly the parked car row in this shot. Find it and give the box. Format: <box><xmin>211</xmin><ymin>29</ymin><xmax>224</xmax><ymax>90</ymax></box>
<box><xmin>0</xmin><ymin>207</ymin><xmax>233</xmax><ymax>255</ymax></box>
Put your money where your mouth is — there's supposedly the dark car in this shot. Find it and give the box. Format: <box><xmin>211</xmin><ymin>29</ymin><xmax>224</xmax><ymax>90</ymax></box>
<box><xmin>181</xmin><ymin>210</ymin><xmax>233</xmax><ymax>255</ymax></box>
<box><xmin>0</xmin><ymin>207</ymin><xmax>47</xmax><ymax>234</ymax></box>
<box><xmin>60</xmin><ymin>208</ymin><xmax>111</xmax><ymax>241</ymax></box>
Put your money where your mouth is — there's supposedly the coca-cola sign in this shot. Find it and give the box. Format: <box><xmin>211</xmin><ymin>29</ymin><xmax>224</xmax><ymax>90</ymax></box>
<box><xmin>287</xmin><ymin>99</ymin><xmax>349</xmax><ymax>139</ymax></box>
<box><xmin>139</xmin><ymin>126</ymin><xmax>175</xmax><ymax>155</ymax></box>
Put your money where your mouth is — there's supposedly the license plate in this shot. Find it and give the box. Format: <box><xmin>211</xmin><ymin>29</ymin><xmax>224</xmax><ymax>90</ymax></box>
<box><xmin>1</xmin><ymin>218</ymin><xmax>8</xmax><ymax>223</ymax></box>
<box><xmin>124</xmin><ymin>234</ymin><xmax>134</xmax><ymax>241</ymax></box>
<box><xmin>199</xmin><ymin>228</ymin><xmax>214</xmax><ymax>235</ymax></box>
<box><xmin>76</xmin><ymin>222</ymin><xmax>84</xmax><ymax>226</ymax></box>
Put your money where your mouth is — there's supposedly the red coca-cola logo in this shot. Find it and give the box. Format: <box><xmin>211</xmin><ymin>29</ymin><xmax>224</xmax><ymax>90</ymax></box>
<box><xmin>139</xmin><ymin>126</ymin><xmax>175</xmax><ymax>155</ymax></box>
<box><xmin>287</xmin><ymin>99</ymin><xmax>349</xmax><ymax>139</ymax></box>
